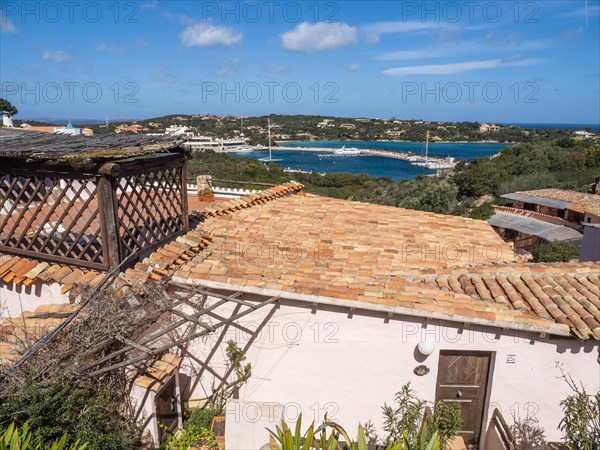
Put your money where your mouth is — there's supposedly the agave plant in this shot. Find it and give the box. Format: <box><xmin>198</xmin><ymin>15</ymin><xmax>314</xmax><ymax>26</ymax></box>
<box><xmin>268</xmin><ymin>414</ymin><xmax>315</xmax><ymax>450</ymax></box>
<box><xmin>1</xmin><ymin>423</ymin><xmax>88</xmax><ymax>450</ymax></box>
<box><xmin>267</xmin><ymin>417</ymin><xmax>441</xmax><ymax>450</ymax></box>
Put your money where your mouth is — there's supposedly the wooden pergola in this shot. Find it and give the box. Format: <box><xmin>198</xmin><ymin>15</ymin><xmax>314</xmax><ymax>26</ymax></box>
<box><xmin>0</xmin><ymin>132</ymin><xmax>190</xmax><ymax>270</ymax></box>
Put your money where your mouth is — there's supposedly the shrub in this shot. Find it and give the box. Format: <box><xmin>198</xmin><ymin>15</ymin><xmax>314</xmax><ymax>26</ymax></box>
<box><xmin>559</xmin><ymin>370</ymin><xmax>600</xmax><ymax>450</ymax></box>
<box><xmin>427</xmin><ymin>401</ymin><xmax>462</xmax><ymax>449</ymax></box>
<box><xmin>382</xmin><ymin>383</ymin><xmax>461</xmax><ymax>448</ymax></box>
<box><xmin>185</xmin><ymin>407</ymin><xmax>223</xmax><ymax>434</ymax></box>
<box><xmin>0</xmin><ymin>376</ymin><xmax>141</xmax><ymax>450</ymax></box>
<box><xmin>531</xmin><ymin>241</ymin><xmax>580</xmax><ymax>262</ymax></box>
<box><xmin>469</xmin><ymin>202</ymin><xmax>494</xmax><ymax>220</ymax></box>
<box><xmin>1</xmin><ymin>422</ymin><xmax>88</xmax><ymax>450</ymax></box>
<box><xmin>159</xmin><ymin>426</ymin><xmax>216</xmax><ymax>450</ymax></box>
<box><xmin>266</xmin><ymin>415</ymin><xmax>441</xmax><ymax>450</ymax></box>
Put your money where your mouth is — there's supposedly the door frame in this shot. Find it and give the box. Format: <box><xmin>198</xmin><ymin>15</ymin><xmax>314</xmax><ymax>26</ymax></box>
<box><xmin>434</xmin><ymin>350</ymin><xmax>494</xmax><ymax>448</ymax></box>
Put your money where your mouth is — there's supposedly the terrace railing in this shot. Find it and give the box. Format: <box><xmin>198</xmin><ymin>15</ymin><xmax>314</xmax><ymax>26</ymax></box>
<box><xmin>0</xmin><ymin>152</ymin><xmax>188</xmax><ymax>270</ymax></box>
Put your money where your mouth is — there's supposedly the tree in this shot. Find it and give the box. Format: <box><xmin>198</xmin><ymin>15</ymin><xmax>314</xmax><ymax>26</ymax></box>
<box><xmin>469</xmin><ymin>202</ymin><xmax>495</xmax><ymax>220</ymax></box>
<box><xmin>531</xmin><ymin>241</ymin><xmax>579</xmax><ymax>262</ymax></box>
<box><xmin>0</xmin><ymin>98</ymin><xmax>18</xmax><ymax>116</ymax></box>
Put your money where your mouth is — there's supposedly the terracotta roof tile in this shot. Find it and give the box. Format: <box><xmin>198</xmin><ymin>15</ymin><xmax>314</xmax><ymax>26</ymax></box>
<box><xmin>516</xmin><ymin>189</ymin><xmax>600</xmax><ymax>217</ymax></box>
<box><xmin>168</xmin><ymin>188</ymin><xmax>598</xmax><ymax>339</ymax></box>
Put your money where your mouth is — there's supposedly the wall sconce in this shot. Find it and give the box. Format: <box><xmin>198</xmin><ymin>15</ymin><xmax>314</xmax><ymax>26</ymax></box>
<box><xmin>417</xmin><ymin>339</ymin><xmax>435</xmax><ymax>356</ymax></box>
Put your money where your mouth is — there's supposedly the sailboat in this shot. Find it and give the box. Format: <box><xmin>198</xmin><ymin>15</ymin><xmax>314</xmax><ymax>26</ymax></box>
<box><xmin>410</xmin><ymin>131</ymin><xmax>456</xmax><ymax>170</ymax></box>
<box><xmin>411</xmin><ymin>131</ymin><xmax>431</xmax><ymax>167</ymax></box>
<box><xmin>259</xmin><ymin>118</ymin><xmax>283</xmax><ymax>164</ymax></box>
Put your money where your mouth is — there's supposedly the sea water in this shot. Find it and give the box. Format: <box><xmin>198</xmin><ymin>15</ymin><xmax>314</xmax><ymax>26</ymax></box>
<box><xmin>241</xmin><ymin>141</ymin><xmax>508</xmax><ymax>182</ymax></box>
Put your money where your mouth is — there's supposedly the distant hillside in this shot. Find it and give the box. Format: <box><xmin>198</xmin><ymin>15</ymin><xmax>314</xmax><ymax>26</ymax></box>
<box><xmin>84</xmin><ymin>114</ymin><xmax>579</xmax><ymax>143</ymax></box>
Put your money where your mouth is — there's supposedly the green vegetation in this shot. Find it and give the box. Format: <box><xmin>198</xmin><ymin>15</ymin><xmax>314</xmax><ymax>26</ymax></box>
<box><xmin>452</xmin><ymin>139</ymin><xmax>600</xmax><ymax>198</ymax></box>
<box><xmin>267</xmin><ymin>383</ymin><xmax>457</xmax><ymax>449</ymax></box>
<box><xmin>87</xmin><ymin>113</ymin><xmax>582</xmax><ymax>143</ymax></box>
<box><xmin>558</xmin><ymin>368</ymin><xmax>600</xmax><ymax>450</ymax></box>
<box><xmin>0</xmin><ymin>377</ymin><xmax>139</xmax><ymax>449</ymax></box>
<box><xmin>190</xmin><ymin>137</ymin><xmax>599</xmax><ymax>221</ymax></box>
<box><xmin>0</xmin><ymin>98</ymin><xmax>18</xmax><ymax>117</ymax></box>
<box><xmin>159</xmin><ymin>425</ymin><xmax>216</xmax><ymax>450</ymax></box>
<box><xmin>1</xmin><ymin>423</ymin><xmax>87</xmax><ymax>450</ymax></box>
<box><xmin>189</xmin><ymin>150</ymin><xmax>460</xmax><ymax>212</ymax></box>
<box><xmin>531</xmin><ymin>241</ymin><xmax>580</xmax><ymax>262</ymax></box>
<box><xmin>267</xmin><ymin>415</ymin><xmax>440</xmax><ymax>450</ymax></box>
<box><xmin>469</xmin><ymin>202</ymin><xmax>495</xmax><ymax>220</ymax></box>
<box><xmin>159</xmin><ymin>406</ymin><xmax>222</xmax><ymax>449</ymax></box>
<box><xmin>382</xmin><ymin>384</ymin><xmax>461</xmax><ymax>449</ymax></box>
<box><xmin>161</xmin><ymin>341</ymin><xmax>245</xmax><ymax>449</ymax></box>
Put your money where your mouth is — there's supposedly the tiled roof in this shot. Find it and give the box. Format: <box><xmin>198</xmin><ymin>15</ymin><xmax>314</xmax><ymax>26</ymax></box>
<box><xmin>517</xmin><ymin>189</ymin><xmax>600</xmax><ymax>217</ymax></box>
<box><xmin>0</xmin><ymin>254</ymin><xmax>104</xmax><ymax>294</ymax></box>
<box><xmin>0</xmin><ymin>185</ymin><xmax>306</xmax><ymax>367</ymax></box>
<box><xmin>165</xmin><ymin>190</ymin><xmax>599</xmax><ymax>340</ymax></box>
<box><xmin>130</xmin><ymin>353</ymin><xmax>182</xmax><ymax>392</ymax></box>
<box><xmin>410</xmin><ymin>262</ymin><xmax>600</xmax><ymax>340</ymax></box>
<box><xmin>2</xmin><ymin>182</ymin><xmax>599</xmax><ymax>347</ymax></box>
<box><xmin>0</xmin><ymin>303</ymin><xmax>79</xmax><ymax>366</ymax></box>
<box><xmin>115</xmin><ymin>182</ymin><xmax>305</xmax><ymax>294</ymax></box>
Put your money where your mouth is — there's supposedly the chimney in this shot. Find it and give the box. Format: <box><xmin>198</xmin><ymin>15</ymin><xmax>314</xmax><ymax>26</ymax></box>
<box><xmin>196</xmin><ymin>175</ymin><xmax>214</xmax><ymax>202</ymax></box>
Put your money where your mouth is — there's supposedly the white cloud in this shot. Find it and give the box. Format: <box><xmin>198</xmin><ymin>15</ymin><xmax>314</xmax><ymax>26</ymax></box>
<box><xmin>0</xmin><ymin>12</ymin><xmax>17</xmax><ymax>34</ymax></box>
<box><xmin>42</xmin><ymin>50</ymin><xmax>71</xmax><ymax>63</ymax></box>
<box><xmin>180</xmin><ymin>23</ymin><xmax>242</xmax><ymax>47</ymax></box>
<box><xmin>349</xmin><ymin>63</ymin><xmax>361</xmax><ymax>72</ymax></box>
<box><xmin>281</xmin><ymin>22</ymin><xmax>357</xmax><ymax>53</ymax></box>
<box><xmin>382</xmin><ymin>57</ymin><xmax>541</xmax><ymax>76</ymax></box>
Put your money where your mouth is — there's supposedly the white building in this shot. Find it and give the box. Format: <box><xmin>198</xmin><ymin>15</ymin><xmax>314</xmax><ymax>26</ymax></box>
<box><xmin>1</xmin><ymin>178</ymin><xmax>598</xmax><ymax>449</ymax></box>
<box><xmin>2</xmin><ymin>111</ymin><xmax>14</xmax><ymax>127</ymax></box>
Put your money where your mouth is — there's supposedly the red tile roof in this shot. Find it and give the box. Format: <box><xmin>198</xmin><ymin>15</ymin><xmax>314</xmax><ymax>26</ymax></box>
<box><xmin>2</xmin><ymin>182</ymin><xmax>599</xmax><ymax>342</ymax></box>
<box><xmin>0</xmin><ymin>254</ymin><xmax>104</xmax><ymax>294</ymax></box>
<box><xmin>517</xmin><ymin>189</ymin><xmax>600</xmax><ymax>217</ymax></box>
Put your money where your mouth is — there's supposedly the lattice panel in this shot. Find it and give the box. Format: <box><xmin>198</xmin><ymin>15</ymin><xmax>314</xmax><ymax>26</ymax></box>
<box><xmin>0</xmin><ymin>173</ymin><xmax>105</xmax><ymax>268</ymax></box>
<box><xmin>115</xmin><ymin>167</ymin><xmax>184</xmax><ymax>257</ymax></box>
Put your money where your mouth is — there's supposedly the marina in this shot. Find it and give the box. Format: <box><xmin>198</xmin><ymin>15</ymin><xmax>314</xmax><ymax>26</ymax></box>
<box><xmin>244</xmin><ymin>141</ymin><xmax>507</xmax><ymax>181</ymax></box>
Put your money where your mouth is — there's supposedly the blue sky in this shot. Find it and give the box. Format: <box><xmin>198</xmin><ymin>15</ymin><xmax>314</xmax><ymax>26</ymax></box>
<box><xmin>1</xmin><ymin>0</ymin><xmax>599</xmax><ymax>123</ymax></box>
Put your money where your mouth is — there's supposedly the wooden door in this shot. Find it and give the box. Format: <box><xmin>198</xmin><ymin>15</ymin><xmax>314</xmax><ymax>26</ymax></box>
<box><xmin>435</xmin><ymin>351</ymin><xmax>491</xmax><ymax>448</ymax></box>
<box><xmin>156</xmin><ymin>377</ymin><xmax>179</xmax><ymax>442</ymax></box>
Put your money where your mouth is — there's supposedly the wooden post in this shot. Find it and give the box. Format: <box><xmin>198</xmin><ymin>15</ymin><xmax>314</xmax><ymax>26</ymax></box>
<box><xmin>181</xmin><ymin>163</ymin><xmax>189</xmax><ymax>231</ymax></box>
<box><xmin>98</xmin><ymin>173</ymin><xmax>121</xmax><ymax>269</ymax></box>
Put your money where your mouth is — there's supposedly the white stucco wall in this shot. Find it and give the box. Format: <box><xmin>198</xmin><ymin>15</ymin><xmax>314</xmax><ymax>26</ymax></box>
<box><xmin>0</xmin><ymin>281</ymin><xmax>69</xmax><ymax>320</ymax></box>
<box><xmin>177</xmin><ymin>294</ymin><xmax>599</xmax><ymax>448</ymax></box>
<box><xmin>130</xmin><ymin>372</ymin><xmax>183</xmax><ymax>447</ymax></box>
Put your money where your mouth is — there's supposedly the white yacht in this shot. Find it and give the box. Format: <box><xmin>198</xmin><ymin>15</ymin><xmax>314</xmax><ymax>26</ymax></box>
<box><xmin>333</xmin><ymin>145</ymin><xmax>361</xmax><ymax>156</ymax></box>
<box><xmin>231</xmin><ymin>145</ymin><xmax>255</xmax><ymax>153</ymax></box>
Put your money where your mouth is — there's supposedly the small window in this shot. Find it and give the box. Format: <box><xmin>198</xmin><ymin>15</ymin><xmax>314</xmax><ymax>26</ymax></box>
<box><xmin>587</xmin><ymin>217</ymin><xmax>592</xmax><ymax>223</ymax></box>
